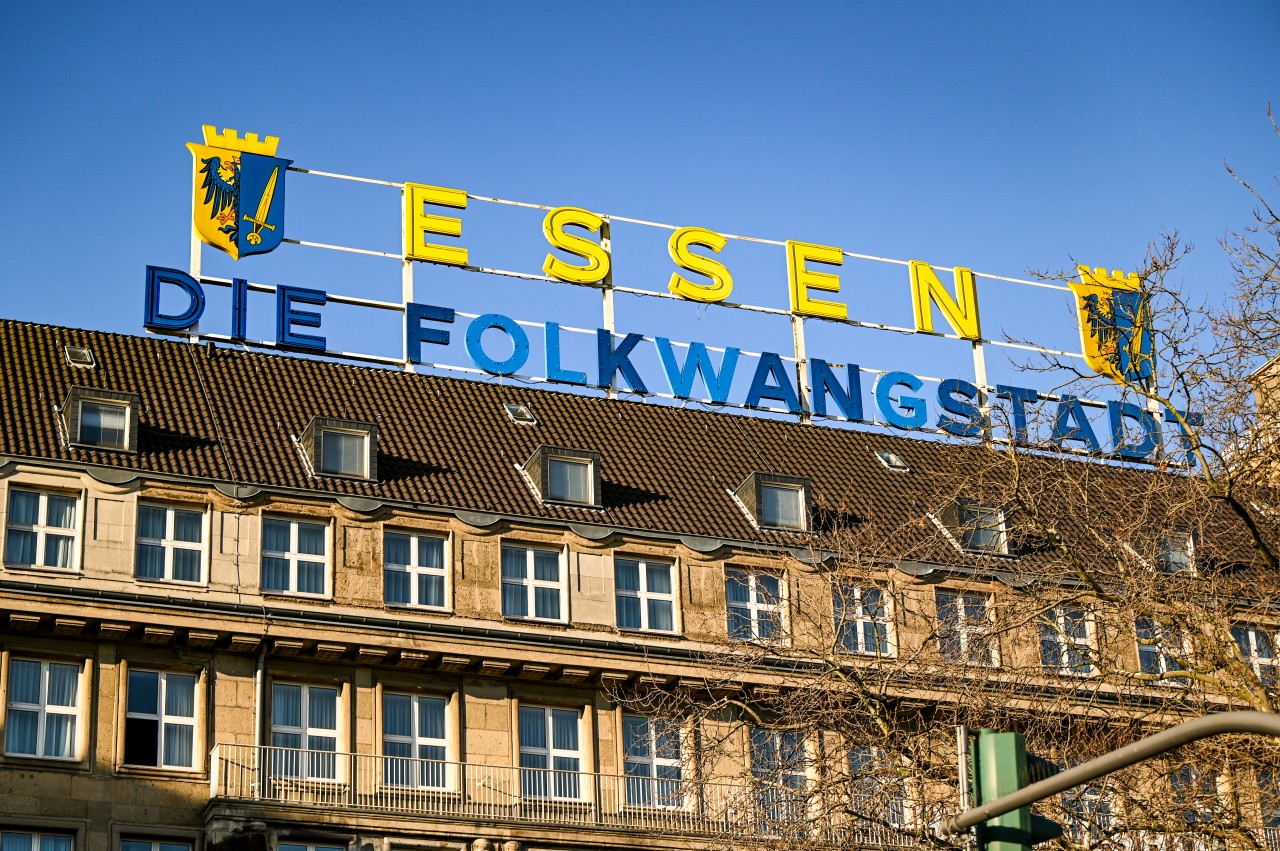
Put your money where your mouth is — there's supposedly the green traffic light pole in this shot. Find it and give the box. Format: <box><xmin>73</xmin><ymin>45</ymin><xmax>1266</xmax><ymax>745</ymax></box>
<box><xmin>937</xmin><ymin>711</ymin><xmax>1280</xmax><ymax>840</ymax></box>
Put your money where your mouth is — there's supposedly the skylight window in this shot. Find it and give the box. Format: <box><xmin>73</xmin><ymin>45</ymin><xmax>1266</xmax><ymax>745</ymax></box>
<box><xmin>521</xmin><ymin>445</ymin><xmax>602</xmax><ymax>507</ymax></box>
<box><xmin>876</xmin><ymin>450</ymin><xmax>910</xmax><ymax>472</ymax></box>
<box><xmin>299</xmin><ymin>417</ymin><xmax>378</xmax><ymax>480</ymax></box>
<box><xmin>62</xmin><ymin>386</ymin><xmax>139</xmax><ymax>452</ymax></box>
<box><xmin>63</xmin><ymin>345</ymin><xmax>95</xmax><ymax>368</ymax></box>
<box><xmin>503</xmin><ymin>402</ymin><xmax>537</xmax><ymax>426</ymax></box>
<box><xmin>733</xmin><ymin>472</ymin><xmax>812</xmax><ymax>532</ymax></box>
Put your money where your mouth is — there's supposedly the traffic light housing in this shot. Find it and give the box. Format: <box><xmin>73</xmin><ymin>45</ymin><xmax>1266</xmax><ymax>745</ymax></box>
<box><xmin>971</xmin><ymin>729</ymin><xmax>1064</xmax><ymax>851</ymax></box>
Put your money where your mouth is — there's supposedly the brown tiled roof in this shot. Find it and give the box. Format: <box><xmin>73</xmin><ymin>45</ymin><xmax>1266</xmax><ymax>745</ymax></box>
<box><xmin>0</xmin><ymin>319</ymin><xmax>1261</xmax><ymax>571</ymax></box>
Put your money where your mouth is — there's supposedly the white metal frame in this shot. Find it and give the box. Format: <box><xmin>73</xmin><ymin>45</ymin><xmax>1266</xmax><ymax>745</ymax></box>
<box><xmin>260</xmin><ymin>516</ymin><xmax>330</xmax><ymax>598</ymax></box>
<box><xmin>124</xmin><ymin>669</ymin><xmax>198</xmax><ymax>769</ymax></box>
<box><xmin>4</xmin><ymin>658</ymin><xmax>81</xmax><ymax>760</ymax></box>
<box><xmin>500</xmin><ymin>544</ymin><xmax>567</xmax><ymax>623</ymax></box>
<box><xmin>4</xmin><ymin>487</ymin><xmax>80</xmax><ymax>571</ymax></box>
<box><xmin>317</xmin><ymin>426</ymin><xmax>369</xmax><ymax>478</ymax></box>
<box><xmin>725</xmin><ymin>568</ymin><xmax>786</xmax><ymax>643</ymax></box>
<box><xmin>381</xmin><ymin>691</ymin><xmax>450</xmax><ymax>789</ymax></box>
<box><xmin>77</xmin><ymin>398</ymin><xmax>130</xmax><ymax>450</ymax></box>
<box><xmin>833</xmin><ymin>583</ymin><xmax>892</xmax><ymax>656</ymax></box>
<box><xmin>1039</xmin><ymin>605</ymin><xmax>1095</xmax><ymax>676</ymax></box>
<box><xmin>613</xmin><ymin>556</ymin><xmax>677</xmax><ymax>634</ymax></box>
<box><xmin>621</xmin><ymin>713</ymin><xmax>684</xmax><ymax>809</ymax></box>
<box><xmin>935</xmin><ymin>590</ymin><xmax>996</xmax><ymax>666</ymax></box>
<box><xmin>135</xmin><ymin>503</ymin><xmax>207</xmax><ymax>584</ymax></box>
<box><xmin>269</xmin><ymin>682</ymin><xmax>340</xmax><ymax>781</ymax></box>
<box><xmin>382</xmin><ymin>530</ymin><xmax>449</xmax><ymax>610</ymax></box>
<box><xmin>518</xmin><ymin>704</ymin><xmax>584</xmax><ymax>801</ymax></box>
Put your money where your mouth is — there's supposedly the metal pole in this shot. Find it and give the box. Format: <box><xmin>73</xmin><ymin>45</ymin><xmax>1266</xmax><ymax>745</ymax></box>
<box><xmin>601</xmin><ymin>217</ymin><xmax>616</xmax><ymax>399</ymax></box>
<box><xmin>937</xmin><ymin>711</ymin><xmax>1280</xmax><ymax>836</ymax></box>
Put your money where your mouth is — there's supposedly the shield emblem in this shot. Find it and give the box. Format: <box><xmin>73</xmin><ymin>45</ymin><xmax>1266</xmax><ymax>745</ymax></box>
<box><xmin>1069</xmin><ymin>266</ymin><xmax>1155</xmax><ymax>388</ymax></box>
<box><xmin>186</xmin><ymin>126</ymin><xmax>291</xmax><ymax>260</ymax></box>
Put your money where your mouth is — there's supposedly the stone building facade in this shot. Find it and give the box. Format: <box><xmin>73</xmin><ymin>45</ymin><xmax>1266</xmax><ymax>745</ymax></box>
<box><xmin>0</xmin><ymin>319</ymin><xmax>1276</xmax><ymax>851</ymax></box>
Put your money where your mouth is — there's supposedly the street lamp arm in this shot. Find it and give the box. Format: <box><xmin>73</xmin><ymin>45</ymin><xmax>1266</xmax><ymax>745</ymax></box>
<box><xmin>937</xmin><ymin>711</ymin><xmax>1280</xmax><ymax>837</ymax></box>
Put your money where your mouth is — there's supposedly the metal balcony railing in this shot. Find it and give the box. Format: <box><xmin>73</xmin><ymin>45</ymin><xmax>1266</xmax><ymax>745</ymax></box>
<box><xmin>209</xmin><ymin>744</ymin><xmax>915</xmax><ymax>847</ymax></box>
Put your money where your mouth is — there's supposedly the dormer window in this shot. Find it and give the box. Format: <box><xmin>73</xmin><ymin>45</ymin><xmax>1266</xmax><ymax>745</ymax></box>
<box><xmin>522</xmin><ymin>446</ymin><xmax>602</xmax><ymax>508</ymax></box>
<box><xmin>1156</xmin><ymin>531</ymin><xmax>1194</xmax><ymax>574</ymax></box>
<box><xmin>300</xmin><ymin>417</ymin><xmax>378</xmax><ymax>480</ymax></box>
<box><xmin>941</xmin><ymin>500</ymin><xmax>1008</xmax><ymax>555</ymax></box>
<box><xmin>63</xmin><ymin>386</ymin><xmax>139</xmax><ymax>452</ymax></box>
<box><xmin>734</xmin><ymin>472</ymin><xmax>811</xmax><ymax>531</ymax></box>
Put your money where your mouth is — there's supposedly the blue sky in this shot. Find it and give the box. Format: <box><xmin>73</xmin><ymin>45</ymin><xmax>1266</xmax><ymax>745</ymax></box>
<box><xmin>1</xmin><ymin>2</ymin><xmax>1277</xmax><ymax>424</ymax></box>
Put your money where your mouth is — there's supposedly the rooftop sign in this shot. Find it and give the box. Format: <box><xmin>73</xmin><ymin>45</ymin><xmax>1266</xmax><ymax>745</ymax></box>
<box><xmin>145</xmin><ymin>126</ymin><xmax>1194</xmax><ymax>465</ymax></box>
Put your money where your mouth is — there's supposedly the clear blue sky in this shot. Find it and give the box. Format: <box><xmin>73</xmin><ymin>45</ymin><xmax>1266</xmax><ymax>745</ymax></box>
<box><xmin>2</xmin><ymin>2</ymin><xmax>1277</xmax><ymax>411</ymax></box>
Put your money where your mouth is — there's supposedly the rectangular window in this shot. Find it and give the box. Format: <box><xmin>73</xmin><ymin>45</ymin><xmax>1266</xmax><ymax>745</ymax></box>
<box><xmin>384</xmin><ymin>531</ymin><xmax>447</xmax><ymax>609</ymax></box>
<box><xmin>1259</xmin><ymin>773</ymin><xmax>1280</xmax><ymax>830</ymax></box>
<box><xmin>1157</xmin><ymin>532</ymin><xmax>1194</xmax><ymax>574</ymax></box>
<box><xmin>501</xmin><ymin>545</ymin><xmax>565</xmax><ymax>621</ymax></box>
<box><xmin>1170</xmin><ymin>765</ymin><xmax>1217</xmax><ymax>825</ymax></box>
<box><xmin>5</xmin><ymin>488</ymin><xmax>78</xmax><ymax>569</ymax></box>
<box><xmin>958</xmin><ymin>503</ymin><xmax>1007</xmax><ymax>554</ymax></box>
<box><xmin>382</xmin><ymin>693</ymin><xmax>448</xmax><ymax>788</ymax></box>
<box><xmin>279</xmin><ymin>845</ymin><xmax>344</xmax><ymax>851</ymax></box>
<box><xmin>760</xmin><ymin>483</ymin><xmax>804</xmax><ymax>530</ymax></box>
<box><xmin>848</xmin><ymin>746</ymin><xmax>906</xmax><ymax>827</ymax></box>
<box><xmin>726</xmin><ymin>569</ymin><xmax>784</xmax><ymax>642</ymax></box>
<box><xmin>120</xmin><ymin>841</ymin><xmax>192</xmax><ymax>851</ymax></box>
<box><xmin>320</xmin><ymin>428</ymin><xmax>368</xmax><ymax>478</ymax></box>
<box><xmin>519</xmin><ymin>705</ymin><xmax>581</xmax><ymax>800</ymax></box>
<box><xmin>261</xmin><ymin>518</ymin><xmax>328</xmax><ymax>597</ymax></box>
<box><xmin>1</xmin><ymin>833</ymin><xmax>73</xmax><ymax>851</ymax></box>
<box><xmin>1231</xmin><ymin>625</ymin><xmax>1278</xmax><ymax>686</ymax></box>
<box><xmin>1061</xmin><ymin>780</ymin><xmax>1113</xmax><ymax>844</ymax></box>
<box><xmin>751</xmin><ymin>727</ymin><xmax>806</xmax><ymax>827</ymax></box>
<box><xmin>834</xmin><ymin>583</ymin><xmax>890</xmax><ymax>655</ymax></box>
<box><xmin>936</xmin><ymin>591</ymin><xmax>995</xmax><ymax>666</ymax></box>
<box><xmin>547</xmin><ymin>456</ymin><xmax>592</xmax><ymax>504</ymax></box>
<box><xmin>1040</xmin><ymin>606</ymin><xmax>1093</xmax><ymax>675</ymax></box>
<box><xmin>5</xmin><ymin>659</ymin><xmax>80</xmax><ymax>759</ymax></box>
<box><xmin>124</xmin><ymin>670</ymin><xmax>196</xmax><ymax>768</ymax></box>
<box><xmin>1137</xmin><ymin>617</ymin><xmax>1185</xmax><ymax>680</ymax></box>
<box><xmin>135</xmin><ymin>504</ymin><xmax>204</xmax><ymax>583</ymax></box>
<box><xmin>623</xmin><ymin>714</ymin><xmax>682</xmax><ymax>808</ymax></box>
<box><xmin>271</xmin><ymin>683</ymin><xmax>338</xmax><ymax>780</ymax></box>
<box><xmin>615</xmin><ymin>557</ymin><xmax>676</xmax><ymax>633</ymax></box>
<box><xmin>79</xmin><ymin>400</ymin><xmax>129</xmax><ymax>449</ymax></box>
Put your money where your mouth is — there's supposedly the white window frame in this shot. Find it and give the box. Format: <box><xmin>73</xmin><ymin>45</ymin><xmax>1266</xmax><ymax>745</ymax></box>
<box><xmin>260</xmin><ymin>517</ymin><xmax>329</xmax><ymax>598</ymax></box>
<box><xmin>833</xmin><ymin>583</ymin><xmax>892</xmax><ymax>656</ymax></box>
<box><xmin>1136</xmin><ymin>617</ymin><xmax>1187</xmax><ymax>683</ymax></box>
<box><xmin>848</xmin><ymin>745</ymin><xmax>908</xmax><ymax>828</ymax></box>
<box><xmin>4</xmin><ymin>658</ymin><xmax>81</xmax><ymax>760</ymax></box>
<box><xmin>726</xmin><ymin>568</ymin><xmax>786</xmax><ymax>642</ymax></box>
<box><xmin>622</xmin><ymin>713</ymin><xmax>684</xmax><ymax>809</ymax></box>
<box><xmin>383</xmin><ymin>530</ymin><xmax>448</xmax><ymax>610</ymax></box>
<box><xmin>1156</xmin><ymin>531</ymin><xmax>1195</xmax><ymax>574</ymax></box>
<box><xmin>4</xmin><ymin>487</ymin><xmax>80</xmax><ymax>571</ymax></box>
<box><xmin>1232</xmin><ymin>624</ymin><xmax>1278</xmax><ymax>686</ymax></box>
<box><xmin>318</xmin><ymin>427</ymin><xmax>369</xmax><ymax>478</ymax></box>
<box><xmin>1</xmin><ymin>832</ymin><xmax>75</xmax><ymax>851</ymax></box>
<box><xmin>135</xmin><ymin>504</ymin><xmax>206</xmax><ymax>584</ymax></box>
<box><xmin>123</xmin><ymin>669</ymin><xmax>198</xmax><ymax>770</ymax></box>
<box><xmin>120</xmin><ymin>841</ymin><xmax>193</xmax><ymax>851</ymax></box>
<box><xmin>270</xmin><ymin>682</ymin><xmax>340</xmax><ymax>781</ymax></box>
<box><xmin>381</xmin><ymin>692</ymin><xmax>450</xmax><ymax>789</ymax></box>
<box><xmin>278</xmin><ymin>845</ymin><xmax>345</xmax><ymax>851</ymax></box>
<box><xmin>501</xmin><ymin>544</ymin><xmax>567</xmax><ymax>622</ymax></box>
<box><xmin>614</xmin><ymin>556</ymin><xmax>677</xmax><ymax>633</ymax></box>
<box><xmin>519</xmin><ymin>704</ymin><xmax>584</xmax><ymax>801</ymax></box>
<box><xmin>78</xmin><ymin>398</ymin><xmax>131</xmax><ymax>450</ymax></box>
<box><xmin>1039</xmin><ymin>606</ymin><xmax>1094</xmax><ymax>676</ymax></box>
<box><xmin>957</xmin><ymin>503</ymin><xmax>1008</xmax><ymax>554</ymax></box>
<box><xmin>759</xmin><ymin>482</ymin><xmax>806</xmax><ymax>531</ymax></box>
<box><xmin>546</xmin><ymin>455</ymin><xmax>594</xmax><ymax>505</ymax></box>
<box><xmin>935</xmin><ymin>591</ymin><xmax>996</xmax><ymax>666</ymax></box>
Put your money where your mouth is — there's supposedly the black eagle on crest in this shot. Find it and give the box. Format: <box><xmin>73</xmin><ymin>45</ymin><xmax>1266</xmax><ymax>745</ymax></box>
<box><xmin>196</xmin><ymin>156</ymin><xmax>240</xmax><ymax>242</ymax></box>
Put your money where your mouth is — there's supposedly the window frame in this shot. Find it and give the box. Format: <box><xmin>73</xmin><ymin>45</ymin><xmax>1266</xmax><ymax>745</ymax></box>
<box><xmin>622</xmin><ymin>713</ymin><xmax>685</xmax><ymax>809</ymax></box>
<box><xmin>119</xmin><ymin>841</ymin><xmax>193</xmax><ymax>851</ymax></box>
<box><xmin>1156</xmin><ymin>531</ymin><xmax>1196</xmax><ymax>574</ymax></box>
<box><xmin>299</xmin><ymin>416</ymin><xmax>378</xmax><ymax>481</ymax></box>
<box><xmin>948</xmin><ymin>501</ymin><xmax>1009</xmax><ymax>555</ymax></box>
<box><xmin>833</xmin><ymin>582</ymin><xmax>892</xmax><ymax>656</ymax></box>
<box><xmin>614</xmin><ymin>556</ymin><xmax>678</xmax><ymax>634</ymax></box>
<box><xmin>759</xmin><ymin>482</ymin><xmax>806</xmax><ymax>531</ymax></box>
<box><xmin>518</xmin><ymin>704</ymin><xmax>584</xmax><ymax>801</ymax></box>
<box><xmin>1039</xmin><ymin>605</ymin><xmax>1095</xmax><ymax>676</ymax></box>
<box><xmin>381</xmin><ymin>691</ymin><xmax>451</xmax><ymax>789</ymax></box>
<box><xmin>0</xmin><ymin>831</ymin><xmax>76</xmax><ymax>851</ymax></box>
<box><xmin>63</xmin><ymin>385</ymin><xmax>139</xmax><ymax>453</ymax></box>
<box><xmin>725</xmin><ymin>568</ymin><xmax>787</xmax><ymax>643</ymax></box>
<box><xmin>522</xmin><ymin>445</ymin><xmax>603</xmax><ymax>508</ymax></box>
<box><xmin>1231</xmin><ymin>624</ymin><xmax>1278</xmax><ymax>686</ymax></box>
<box><xmin>1136</xmin><ymin>617</ymin><xmax>1187</xmax><ymax>683</ymax></box>
<box><xmin>269</xmin><ymin>681</ymin><xmax>341</xmax><ymax>782</ymax></box>
<box><xmin>122</xmin><ymin>668</ymin><xmax>199</xmax><ymax>770</ymax></box>
<box><xmin>847</xmin><ymin>744</ymin><xmax>908</xmax><ymax>828</ymax></box>
<box><xmin>260</xmin><ymin>516</ymin><xmax>330</xmax><ymax>598</ymax></box>
<box><xmin>501</xmin><ymin>543</ymin><xmax>568</xmax><ymax>623</ymax></box>
<box><xmin>546</xmin><ymin>455</ymin><xmax>594</xmax><ymax>505</ymax></box>
<box><xmin>734</xmin><ymin>472</ymin><xmax>811</xmax><ymax>532</ymax></box>
<box><xmin>4</xmin><ymin>487</ymin><xmax>81</xmax><ymax>572</ymax></box>
<box><xmin>935</xmin><ymin>590</ymin><xmax>997</xmax><ymax>666</ymax></box>
<box><xmin>318</xmin><ymin>427</ymin><xmax>369</xmax><ymax>478</ymax></box>
<box><xmin>134</xmin><ymin>503</ymin><xmax>207</xmax><ymax>585</ymax></box>
<box><xmin>382</xmin><ymin>529</ymin><xmax>449</xmax><ymax>611</ymax></box>
<box><xmin>4</xmin><ymin>658</ymin><xmax>82</xmax><ymax>761</ymax></box>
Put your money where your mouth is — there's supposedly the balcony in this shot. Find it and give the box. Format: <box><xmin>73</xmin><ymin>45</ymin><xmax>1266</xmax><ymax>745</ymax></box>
<box><xmin>209</xmin><ymin>744</ymin><xmax>915</xmax><ymax>847</ymax></box>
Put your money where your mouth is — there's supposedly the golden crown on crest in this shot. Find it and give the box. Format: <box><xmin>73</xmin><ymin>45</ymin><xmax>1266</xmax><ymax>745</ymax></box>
<box><xmin>201</xmin><ymin>124</ymin><xmax>279</xmax><ymax>157</ymax></box>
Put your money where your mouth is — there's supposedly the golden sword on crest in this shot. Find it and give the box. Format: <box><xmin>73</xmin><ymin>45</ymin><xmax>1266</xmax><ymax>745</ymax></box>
<box><xmin>242</xmin><ymin>166</ymin><xmax>279</xmax><ymax>245</ymax></box>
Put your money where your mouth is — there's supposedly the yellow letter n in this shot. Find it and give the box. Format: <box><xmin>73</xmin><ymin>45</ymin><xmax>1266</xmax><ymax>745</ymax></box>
<box><xmin>909</xmin><ymin>260</ymin><xmax>981</xmax><ymax>341</ymax></box>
